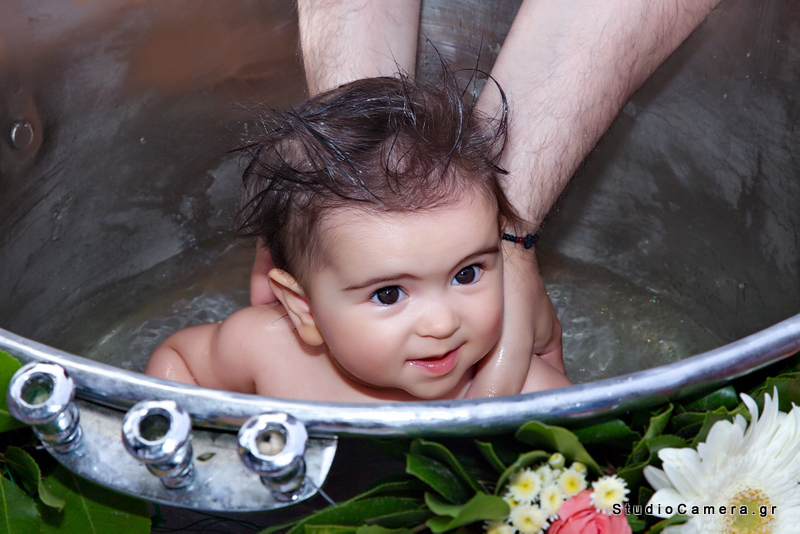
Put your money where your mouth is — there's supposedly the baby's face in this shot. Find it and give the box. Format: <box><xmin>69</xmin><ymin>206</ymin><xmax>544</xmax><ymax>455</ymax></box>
<box><xmin>304</xmin><ymin>190</ymin><xmax>504</xmax><ymax>399</ymax></box>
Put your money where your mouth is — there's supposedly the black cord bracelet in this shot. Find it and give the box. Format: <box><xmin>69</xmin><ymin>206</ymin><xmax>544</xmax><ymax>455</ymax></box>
<box><xmin>501</xmin><ymin>232</ymin><xmax>539</xmax><ymax>249</ymax></box>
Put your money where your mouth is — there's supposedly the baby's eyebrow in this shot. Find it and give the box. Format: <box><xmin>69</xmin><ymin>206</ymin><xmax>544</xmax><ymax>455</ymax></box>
<box><xmin>457</xmin><ymin>244</ymin><xmax>501</xmax><ymax>265</ymax></box>
<box><xmin>343</xmin><ymin>273</ymin><xmax>415</xmax><ymax>292</ymax></box>
<box><xmin>343</xmin><ymin>244</ymin><xmax>501</xmax><ymax>292</ymax></box>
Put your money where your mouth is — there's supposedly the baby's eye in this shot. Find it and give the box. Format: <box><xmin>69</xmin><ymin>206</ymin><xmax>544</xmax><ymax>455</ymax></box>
<box><xmin>452</xmin><ymin>265</ymin><xmax>481</xmax><ymax>285</ymax></box>
<box><xmin>370</xmin><ymin>286</ymin><xmax>406</xmax><ymax>305</ymax></box>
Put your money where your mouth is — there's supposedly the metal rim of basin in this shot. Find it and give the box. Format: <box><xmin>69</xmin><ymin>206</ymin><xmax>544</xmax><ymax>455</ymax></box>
<box><xmin>2</xmin><ymin>312</ymin><xmax>799</xmax><ymax>439</ymax></box>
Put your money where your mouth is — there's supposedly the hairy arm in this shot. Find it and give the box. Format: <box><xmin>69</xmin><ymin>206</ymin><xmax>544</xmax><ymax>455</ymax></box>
<box><xmin>477</xmin><ymin>0</ymin><xmax>721</xmax><ymax>228</ymax></box>
<box><xmin>298</xmin><ymin>0</ymin><xmax>421</xmax><ymax>95</ymax></box>
<box><xmin>468</xmin><ymin>0</ymin><xmax>720</xmax><ymax>395</ymax></box>
<box><xmin>250</xmin><ymin>0</ymin><xmax>422</xmax><ymax>306</ymax></box>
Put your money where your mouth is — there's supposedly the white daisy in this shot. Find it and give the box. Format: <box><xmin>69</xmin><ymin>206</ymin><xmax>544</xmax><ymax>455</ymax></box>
<box><xmin>557</xmin><ymin>466</ymin><xmax>588</xmax><ymax>498</ymax></box>
<box><xmin>570</xmin><ymin>461</ymin><xmax>587</xmax><ymax>475</ymax></box>
<box><xmin>503</xmin><ymin>491</ymin><xmax>523</xmax><ymax>511</ymax></box>
<box><xmin>485</xmin><ymin>521</ymin><xmax>515</xmax><ymax>534</ymax></box>
<box><xmin>591</xmin><ymin>474</ymin><xmax>629</xmax><ymax>514</ymax></box>
<box><xmin>507</xmin><ymin>467</ymin><xmax>543</xmax><ymax>504</ymax></box>
<box><xmin>644</xmin><ymin>389</ymin><xmax>800</xmax><ymax>533</ymax></box>
<box><xmin>539</xmin><ymin>483</ymin><xmax>565</xmax><ymax>518</ymax></box>
<box><xmin>548</xmin><ymin>452</ymin><xmax>566</xmax><ymax>470</ymax></box>
<box><xmin>509</xmin><ymin>503</ymin><xmax>549</xmax><ymax>534</ymax></box>
<box><xmin>535</xmin><ymin>464</ymin><xmax>556</xmax><ymax>486</ymax></box>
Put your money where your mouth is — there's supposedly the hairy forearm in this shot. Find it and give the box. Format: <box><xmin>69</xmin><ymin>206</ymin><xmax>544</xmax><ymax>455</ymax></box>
<box><xmin>297</xmin><ymin>0</ymin><xmax>421</xmax><ymax>96</ymax></box>
<box><xmin>477</xmin><ymin>0</ymin><xmax>721</xmax><ymax>230</ymax></box>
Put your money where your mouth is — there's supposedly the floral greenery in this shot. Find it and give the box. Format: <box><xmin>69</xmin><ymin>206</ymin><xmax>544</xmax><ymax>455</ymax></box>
<box><xmin>0</xmin><ymin>350</ymin><xmax>151</xmax><ymax>533</ymax></box>
<box><xmin>266</xmin><ymin>352</ymin><xmax>800</xmax><ymax>534</ymax></box>
<box><xmin>2</xmin><ymin>348</ymin><xmax>799</xmax><ymax>533</ymax></box>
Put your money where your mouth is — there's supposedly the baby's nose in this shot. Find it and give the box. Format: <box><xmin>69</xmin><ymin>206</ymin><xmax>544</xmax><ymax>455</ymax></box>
<box><xmin>416</xmin><ymin>301</ymin><xmax>460</xmax><ymax>339</ymax></box>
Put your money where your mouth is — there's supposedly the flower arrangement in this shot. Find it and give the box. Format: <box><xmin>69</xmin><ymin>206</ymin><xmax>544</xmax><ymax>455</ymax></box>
<box><xmin>2</xmin><ymin>349</ymin><xmax>800</xmax><ymax>533</ymax></box>
<box><xmin>487</xmin><ymin>454</ymin><xmax>631</xmax><ymax>534</ymax></box>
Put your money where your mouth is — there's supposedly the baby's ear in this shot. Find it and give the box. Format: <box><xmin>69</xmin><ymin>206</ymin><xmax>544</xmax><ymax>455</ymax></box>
<box><xmin>267</xmin><ymin>269</ymin><xmax>325</xmax><ymax>346</ymax></box>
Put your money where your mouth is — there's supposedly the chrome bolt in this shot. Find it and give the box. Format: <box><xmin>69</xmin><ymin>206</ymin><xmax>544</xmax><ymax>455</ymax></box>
<box><xmin>238</xmin><ymin>412</ymin><xmax>308</xmax><ymax>501</ymax></box>
<box><xmin>122</xmin><ymin>400</ymin><xmax>194</xmax><ymax>489</ymax></box>
<box><xmin>6</xmin><ymin>362</ymin><xmax>83</xmax><ymax>453</ymax></box>
<box><xmin>10</xmin><ymin>121</ymin><xmax>34</xmax><ymax>150</ymax></box>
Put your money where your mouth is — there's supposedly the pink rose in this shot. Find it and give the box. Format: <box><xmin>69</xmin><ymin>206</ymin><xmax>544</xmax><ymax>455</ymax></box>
<box><xmin>548</xmin><ymin>490</ymin><xmax>631</xmax><ymax>534</ymax></box>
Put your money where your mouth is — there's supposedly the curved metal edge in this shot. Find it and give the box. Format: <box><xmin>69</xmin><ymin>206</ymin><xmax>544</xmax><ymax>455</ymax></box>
<box><xmin>2</xmin><ymin>313</ymin><xmax>799</xmax><ymax>438</ymax></box>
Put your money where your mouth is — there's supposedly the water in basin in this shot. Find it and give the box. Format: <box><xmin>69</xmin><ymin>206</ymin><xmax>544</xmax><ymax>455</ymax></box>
<box><xmin>49</xmin><ymin>238</ymin><xmax>723</xmax><ymax>386</ymax></box>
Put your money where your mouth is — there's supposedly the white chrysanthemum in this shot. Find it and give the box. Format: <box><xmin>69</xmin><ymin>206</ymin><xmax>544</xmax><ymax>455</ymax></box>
<box><xmin>485</xmin><ymin>521</ymin><xmax>515</xmax><ymax>534</ymax></box>
<box><xmin>548</xmin><ymin>452</ymin><xmax>566</xmax><ymax>470</ymax></box>
<box><xmin>591</xmin><ymin>474</ymin><xmax>629</xmax><ymax>514</ymax></box>
<box><xmin>557</xmin><ymin>466</ymin><xmax>587</xmax><ymax>498</ymax></box>
<box><xmin>509</xmin><ymin>504</ymin><xmax>549</xmax><ymax>534</ymax></box>
<box><xmin>508</xmin><ymin>467</ymin><xmax>543</xmax><ymax>504</ymax></box>
<box><xmin>570</xmin><ymin>461</ymin><xmax>587</xmax><ymax>475</ymax></box>
<box><xmin>535</xmin><ymin>464</ymin><xmax>556</xmax><ymax>486</ymax></box>
<box><xmin>539</xmin><ymin>483</ymin><xmax>565</xmax><ymax>518</ymax></box>
<box><xmin>644</xmin><ymin>389</ymin><xmax>800</xmax><ymax>533</ymax></box>
<box><xmin>503</xmin><ymin>491</ymin><xmax>522</xmax><ymax>510</ymax></box>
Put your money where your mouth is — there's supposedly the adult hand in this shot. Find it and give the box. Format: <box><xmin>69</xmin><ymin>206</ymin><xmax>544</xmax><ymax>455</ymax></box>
<box><xmin>466</xmin><ymin>0</ymin><xmax>722</xmax><ymax>395</ymax></box>
<box><xmin>465</xmin><ymin>244</ymin><xmax>566</xmax><ymax>398</ymax></box>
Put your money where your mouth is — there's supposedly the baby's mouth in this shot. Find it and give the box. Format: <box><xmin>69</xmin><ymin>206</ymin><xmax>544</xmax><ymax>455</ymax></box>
<box><xmin>408</xmin><ymin>347</ymin><xmax>460</xmax><ymax>374</ymax></box>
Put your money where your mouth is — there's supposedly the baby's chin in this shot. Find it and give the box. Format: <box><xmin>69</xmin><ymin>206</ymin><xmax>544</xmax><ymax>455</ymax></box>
<box><xmin>402</xmin><ymin>370</ymin><xmax>475</xmax><ymax>401</ymax></box>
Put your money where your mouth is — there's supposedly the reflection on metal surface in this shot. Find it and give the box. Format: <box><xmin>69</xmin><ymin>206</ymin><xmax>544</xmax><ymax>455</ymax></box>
<box><xmin>122</xmin><ymin>400</ymin><xmax>195</xmax><ymax>489</ymax></box>
<box><xmin>42</xmin><ymin>398</ymin><xmax>338</xmax><ymax>512</ymax></box>
<box><xmin>7</xmin><ymin>363</ymin><xmax>83</xmax><ymax>453</ymax></box>
<box><xmin>9</xmin><ymin>121</ymin><xmax>34</xmax><ymax>150</ymax></box>
<box><xmin>238</xmin><ymin>412</ymin><xmax>309</xmax><ymax>502</ymax></box>
<box><xmin>0</xmin><ymin>0</ymin><xmax>798</xmax><ymax>512</ymax></box>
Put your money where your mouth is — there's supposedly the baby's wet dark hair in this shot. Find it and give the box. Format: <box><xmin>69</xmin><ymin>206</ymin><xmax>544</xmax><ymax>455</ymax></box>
<box><xmin>237</xmin><ymin>68</ymin><xmax>522</xmax><ymax>284</ymax></box>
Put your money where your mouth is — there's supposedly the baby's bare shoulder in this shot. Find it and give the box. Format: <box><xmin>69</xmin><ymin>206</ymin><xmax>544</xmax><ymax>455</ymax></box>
<box><xmin>209</xmin><ymin>305</ymin><xmax>297</xmax><ymax>392</ymax></box>
<box><xmin>218</xmin><ymin>304</ymin><xmax>294</xmax><ymax>338</ymax></box>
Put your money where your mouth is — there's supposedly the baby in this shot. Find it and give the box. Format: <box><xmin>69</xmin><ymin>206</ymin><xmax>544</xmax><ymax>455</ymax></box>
<box><xmin>145</xmin><ymin>73</ymin><xmax>570</xmax><ymax>401</ymax></box>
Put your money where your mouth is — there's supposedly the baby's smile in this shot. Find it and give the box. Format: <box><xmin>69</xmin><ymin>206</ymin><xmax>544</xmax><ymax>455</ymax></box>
<box><xmin>407</xmin><ymin>346</ymin><xmax>462</xmax><ymax>374</ymax></box>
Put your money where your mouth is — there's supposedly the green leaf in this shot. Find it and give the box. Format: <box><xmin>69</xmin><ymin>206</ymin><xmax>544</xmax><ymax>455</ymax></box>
<box><xmin>304</xmin><ymin>526</ymin><xmax>356</xmax><ymax>534</ymax></box>
<box><xmin>627</xmin><ymin>513</ymin><xmax>648</xmax><ymax>533</ymax></box>
<box><xmin>283</xmin><ymin>498</ymin><xmax>425</xmax><ymax>534</ymax></box>
<box><xmin>0</xmin><ymin>351</ymin><xmax>25</xmax><ymax>434</ymax></box>
<box><xmin>4</xmin><ymin>447</ymin><xmax>65</xmax><ymax>510</ymax></box>
<box><xmin>410</xmin><ymin>440</ymin><xmax>481</xmax><ymax>494</ymax></box>
<box><xmin>668</xmin><ymin>411</ymin><xmax>708</xmax><ymax>438</ymax></box>
<box><xmin>406</xmin><ymin>454</ymin><xmax>470</xmax><ymax>504</ymax></box>
<box><xmin>357</xmin><ymin>526</ymin><xmax>415</xmax><ymax>534</ymax></box>
<box><xmin>573</xmin><ymin>419</ymin><xmax>639</xmax><ymax>447</ymax></box>
<box><xmin>494</xmin><ymin>450</ymin><xmax>550</xmax><ymax>496</ymax></box>
<box><xmin>475</xmin><ymin>442</ymin><xmax>506</xmax><ymax>474</ymax></box>
<box><xmin>683</xmin><ymin>386</ymin><xmax>739</xmax><ymax>412</ymax></box>
<box><xmin>514</xmin><ymin>421</ymin><xmax>601</xmax><ymax>475</ymax></box>
<box><xmin>424</xmin><ymin>492</ymin><xmax>508</xmax><ymax>533</ymax></box>
<box><xmin>38</xmin><ymin>467</ymin><xmax>150</xmax><ymax>533</ymax></box>
<box><xmin>0</xmin><ymin>475</ymin><xmax>41</xmax><ymax>534</ymax></box>
<box><xmin>343</xmin><ymin>479</ymin><xmax>424</xmax><ymax>504</ymax></box>
<box><xmin>750</xmin><ymin>376</ymin><xmax>800</xmax><ymax>412</ymax></box>
<box><xmin>689</xmin><ymin>407</ymin><xmax>743</xmax><ymax>448</ymax></box>
<box><xmin>628</xmin><ymin>405</ymin><xmax>673</xmax><ymax>465</ymax></box>
<box><xmin>304</xmin><ymin>527</ymin><xmax>418</xmax><ymax>534</ymax></box>
<box><xmin>644</xmin><ymin>514</ymin><xmax>688</xmax><ymax>534</ymax></box>
<box><xmin>618</xmin><ymin>434</ymin><xmax>686</xmax><ymax>497</ymax></box>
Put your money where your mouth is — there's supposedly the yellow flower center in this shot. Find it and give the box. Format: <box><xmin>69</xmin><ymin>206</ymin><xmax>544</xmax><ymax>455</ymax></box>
<box><xmin>720</xmin><ymin>487</ymin><xmax>775</xmax><ymax>534</ymax></box>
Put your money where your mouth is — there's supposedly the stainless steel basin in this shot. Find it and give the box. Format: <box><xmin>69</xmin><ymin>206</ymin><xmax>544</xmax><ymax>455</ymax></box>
<box><xmin>1</xmin><ymin>0</ymin><xmax>798</xmax><ymax>511</ymax></box>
